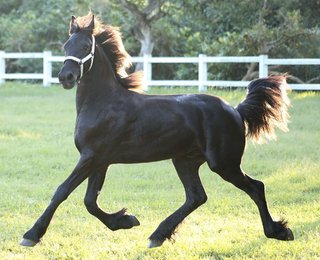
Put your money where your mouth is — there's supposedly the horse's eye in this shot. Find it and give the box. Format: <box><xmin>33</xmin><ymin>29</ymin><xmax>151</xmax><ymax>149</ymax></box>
<box><xmin>83</xmin><ymin>45</ymin><xmax>91</xmax><ymax>52</ymax></box>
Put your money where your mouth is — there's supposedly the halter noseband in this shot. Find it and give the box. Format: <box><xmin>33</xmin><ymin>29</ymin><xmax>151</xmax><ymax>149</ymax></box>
<box><xmin>64</xmin><ymin>35</ymin><xmax>96</xmax><ymax>80</ymax></box>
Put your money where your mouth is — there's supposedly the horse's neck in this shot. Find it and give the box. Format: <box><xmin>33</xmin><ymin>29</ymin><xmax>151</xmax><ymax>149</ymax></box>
<box><xmin>75</xmin><ymin>53</ymin><xmax>121</xmax><ymax>114</ymax></box>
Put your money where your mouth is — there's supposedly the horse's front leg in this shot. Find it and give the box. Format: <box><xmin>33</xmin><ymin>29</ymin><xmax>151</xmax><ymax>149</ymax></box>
<box><xmin>84</xmin><ymin>168</ymin><xmax>140</xmax><ymax>230</ymax></box>
<box><xmin>20</xmin><ymin>152</ymin><xmax>96</xmax><ymax>247</ymax></box>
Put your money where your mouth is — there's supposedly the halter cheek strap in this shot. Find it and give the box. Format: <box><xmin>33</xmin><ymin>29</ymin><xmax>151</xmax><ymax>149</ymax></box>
<box><xmin>64</xmin><ymin>35</ymin><xmax>96</xmax><ymax>80</ymax></box>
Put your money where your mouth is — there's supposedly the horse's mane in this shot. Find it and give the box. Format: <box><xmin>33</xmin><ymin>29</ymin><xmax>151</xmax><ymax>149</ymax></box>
<box><xmin>74</xmin><ymin>13</ymin><xmax>143</xmax><ymax>90</ymax></box>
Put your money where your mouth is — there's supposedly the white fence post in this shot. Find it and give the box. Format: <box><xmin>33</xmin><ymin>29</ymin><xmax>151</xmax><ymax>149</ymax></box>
<box><xmin>259</xmin><ymin>54</ymin><xmax>268</xmax><ymax>78</ymax></box>
<box><xmin>43</xmin><ymin>51</ymin><xmax>52</xmax><ymax>87</ymax></box>
<box><xmin>143</xmin><ymin>54</ymin><xmax>152</xmax><ymax>91</ymax></box>
<box><xmin>198</xmin><ymin>54</ymin><xmax>207</xmax><ymax>91</ymax></box>
<box><xmin>0</xmin><ymin>51</ymin><xmax>5</xmax><ymax>85</ymax></box>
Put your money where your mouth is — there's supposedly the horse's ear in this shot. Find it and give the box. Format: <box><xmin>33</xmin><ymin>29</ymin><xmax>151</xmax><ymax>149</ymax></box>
<box><xmin>69</xmin><ymin>15</ymin><xmax>79</xmax><ymax>35</ymax></box>
<box><xmin>87</xmin><ymin>14</ymin><xmax>95</xmax><ymax>31</ymax></box>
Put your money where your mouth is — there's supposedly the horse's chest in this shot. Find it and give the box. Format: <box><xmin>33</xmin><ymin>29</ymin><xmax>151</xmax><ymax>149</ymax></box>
<box><xmin>74</xmin><ymin>109</ymin><xmax>133</xmax><ymax>148</ymax></box>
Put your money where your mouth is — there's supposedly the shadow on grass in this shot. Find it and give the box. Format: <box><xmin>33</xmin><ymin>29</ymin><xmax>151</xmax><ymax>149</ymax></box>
<box><xmin>198</xmin><ymin>236</ymin><xmax>267</xmax><ymax>259</ymax></box>
<box><xmin>198</xmin><ymin>217</ymin><xmax>320</xmax><ymax>259</ymax></box>
<box><xmin>293</xmin><ymin>218</ymin><xmax>320</xmax><ymax>239</ymax></box>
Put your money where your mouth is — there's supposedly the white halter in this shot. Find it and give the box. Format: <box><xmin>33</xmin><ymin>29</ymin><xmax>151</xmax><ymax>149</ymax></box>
<box><xmin>64</xmin><ymin>35</ymin><xmax>96</xmax><ymax>79</ymax></box>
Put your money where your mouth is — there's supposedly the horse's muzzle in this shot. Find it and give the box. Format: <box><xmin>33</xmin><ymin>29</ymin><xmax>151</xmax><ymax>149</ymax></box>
<box><xmin>58</xmin><ymin>70</ymin><xmax>77</xmax><ymax>89</ymax></box>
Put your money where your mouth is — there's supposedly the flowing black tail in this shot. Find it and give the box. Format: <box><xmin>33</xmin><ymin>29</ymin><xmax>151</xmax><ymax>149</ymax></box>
<box><xmin>236</xmin><ymin>76</ymin><xmax>290</xmax><ymax>143</ymax></box>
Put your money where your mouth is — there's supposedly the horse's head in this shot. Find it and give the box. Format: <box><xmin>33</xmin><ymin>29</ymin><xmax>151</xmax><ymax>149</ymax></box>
<box><xmin>58</xmin><ymin>15</ymin><xmax>95</xmax><ymax>89</ymax></box>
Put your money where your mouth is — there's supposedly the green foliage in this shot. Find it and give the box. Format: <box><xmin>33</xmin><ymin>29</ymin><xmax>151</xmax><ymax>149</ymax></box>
<box><xmin>0</xmin><ymin>83</ymin><xmax>319</xmax><ymax>259</ymax></box>
<box><xmin>0</xmin><ymin>0</ymin><xmax>319</xmax><ymax>82</ymax></box>
<box><xmin>0</xmin><ymin>0</ymin><xmax>87</xmax><ymax>52</ymax></box>
<box><xmin>0</xmin><ymin>0</ymin><xmax>91</xmax><ymax>77</ymax></box>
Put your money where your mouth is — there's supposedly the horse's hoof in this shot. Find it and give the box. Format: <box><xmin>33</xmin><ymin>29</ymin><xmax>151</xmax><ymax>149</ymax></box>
<box><xmin>129</xmin><ymin>215</ymin><xmax>140</xmax><ymax>227</ymax></box>
<box><xmin>148</xmin><ymin>239</ymin><xmax>163</xmax><ymax>248</ymax></box>
<box><xmin>286</xmin><ymin>228</ymin><xmax>294</xmax><ymax>241</ymax></box>
<box><xmin>109</xmin><ymin>214</ymin><xmax>140</xmax><ymax>230</ymax></box>
<box><xmin>20</xmin><ymin>238</ymin><xmax>38</xmax><ymax>247</ymax></box>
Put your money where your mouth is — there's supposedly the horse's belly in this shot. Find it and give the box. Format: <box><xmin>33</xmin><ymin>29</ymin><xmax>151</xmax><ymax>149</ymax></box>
<box><xmin>107</xmin><ymin>132</ymin><xmax>198</xmax><ymax>163</ymax></box>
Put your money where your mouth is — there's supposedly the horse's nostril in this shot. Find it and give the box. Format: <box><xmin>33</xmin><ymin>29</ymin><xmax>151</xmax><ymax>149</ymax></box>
<box><xmin>67</xmin><ymin>73</ymin><xmax>74</xmax><ymax>81</ymax></box>
<box><xmin>58</xmin><ymin>73</ymin><xmax>64</xmax><ymax>82</ymax></box>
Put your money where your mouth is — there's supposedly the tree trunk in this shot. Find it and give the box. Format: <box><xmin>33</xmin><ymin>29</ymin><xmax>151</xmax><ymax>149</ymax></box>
<box><xmin>242</xmin><ymin>62</ymin><xmax>257</xmax><ymax>81</ymax></box>
<box><xmin>119</xmin><ymin>0</ymin><xmax>165</xmax><ymax>71</ymax></box>
<box><xmin>137</xmin><ymin>26</ymin><xmax>154</xmax><ymax>57</ymax></box>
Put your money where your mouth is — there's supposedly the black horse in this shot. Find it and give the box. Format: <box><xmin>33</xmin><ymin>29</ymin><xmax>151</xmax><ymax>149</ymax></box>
<box><xmin>21</xmin><ymin>13</ymin><xmax>294</xmax><ymax>248</ymax></box>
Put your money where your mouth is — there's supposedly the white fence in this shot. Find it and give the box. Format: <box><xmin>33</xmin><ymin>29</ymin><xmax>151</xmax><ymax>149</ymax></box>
<box><xmin>0</xmin><ymin>51</ymin><xmax>319</xmax><ymax>90</ymax></box>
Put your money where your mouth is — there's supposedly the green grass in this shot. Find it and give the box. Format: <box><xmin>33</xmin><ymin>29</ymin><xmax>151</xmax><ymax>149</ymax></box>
<box><xmin>0</xmin><ymin>83</ymin><xmax>319</xmax><ymax>259</ymax></box>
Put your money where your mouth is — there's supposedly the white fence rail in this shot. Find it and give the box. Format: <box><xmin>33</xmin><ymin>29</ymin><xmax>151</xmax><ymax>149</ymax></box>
<box><xmin>0</xmin><ymin>51</ymin><xmax>319</xmax><ymax>90</ymax></box>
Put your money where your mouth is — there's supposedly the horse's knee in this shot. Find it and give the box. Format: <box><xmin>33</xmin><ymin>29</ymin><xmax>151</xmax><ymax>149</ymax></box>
<box><xmin>248</xmin><ymin>176</ymin><xmax>265</xmax><ymax>192</ymax></box>
<box><xmin>84</xmin><ymin>197</ymin><xmax>98</xmax><ymax>215</ymax></box>
<box><xmin>198</xmin><ymin>190</ymin><xmax>208</xmax><ymax>205</ymax></box>
<box><xmin>245</xmin><ymin>176</ymin><xmax>266</xmax><ymax>201</ymax></box>
<box><xmin>187</xmin><ymin>190</ymin><xmax>207</xmax><ymax>209</ymax></box>
<box><xmin>194</xmin><ymin>194</ymin><xmax>207</xmax><ymax>207</ymax></box>
<box><xmin>51</xmin><ymin>185</ymin><xmax>69</xmax><ymax>205</ymax></box>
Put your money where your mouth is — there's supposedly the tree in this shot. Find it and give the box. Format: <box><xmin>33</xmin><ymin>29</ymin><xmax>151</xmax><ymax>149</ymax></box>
<box><xmin>0</xmin><ymin>0</ymin><xmax>319</xmax><ymax>83</ymax></box>
<box><xmin>159</xmin><ymin>0</ymin><xmax>319</xmax><ymax>83</ymax></box>
<box><xmin>0</xmin><ymin>0</ymin><xmax>91</xmax><ymax>75</ymax></box>
<box><xmin>118</xmin><ymin>0</ymin><xmax>165</xmax><ymax>56</ymax></box>
<box><xmin>117</xmin><ymin>0</ymin><xmax>165</xmax><ymax>70</ymax></box>
<box><xmin>238</xmin><ymin>0</ymin><xmax>319</xmax><ymax>82</ymax></box>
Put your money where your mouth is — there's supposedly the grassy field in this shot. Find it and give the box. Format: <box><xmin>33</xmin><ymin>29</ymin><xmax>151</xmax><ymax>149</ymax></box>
<box><xmin>0</xmin><ymin>83</ymin><xmax>319</xmax><ymax>259</ymax></box>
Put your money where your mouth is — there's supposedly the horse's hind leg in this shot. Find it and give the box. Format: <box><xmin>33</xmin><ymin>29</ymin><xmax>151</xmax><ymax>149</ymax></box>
<box><xmin>84</xmin><ymin>167</ymin><xmax>140</xmax><ymax>230</ymax></box>
<box><xmin>216</xmin><ymin>166</ymin><xmax>294</xmax><ymax>241</ymax></box>
<box><xmin>148</xmin><ymin>157</ymin><xmax>207</xmax><ymax>248</ymax></box>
